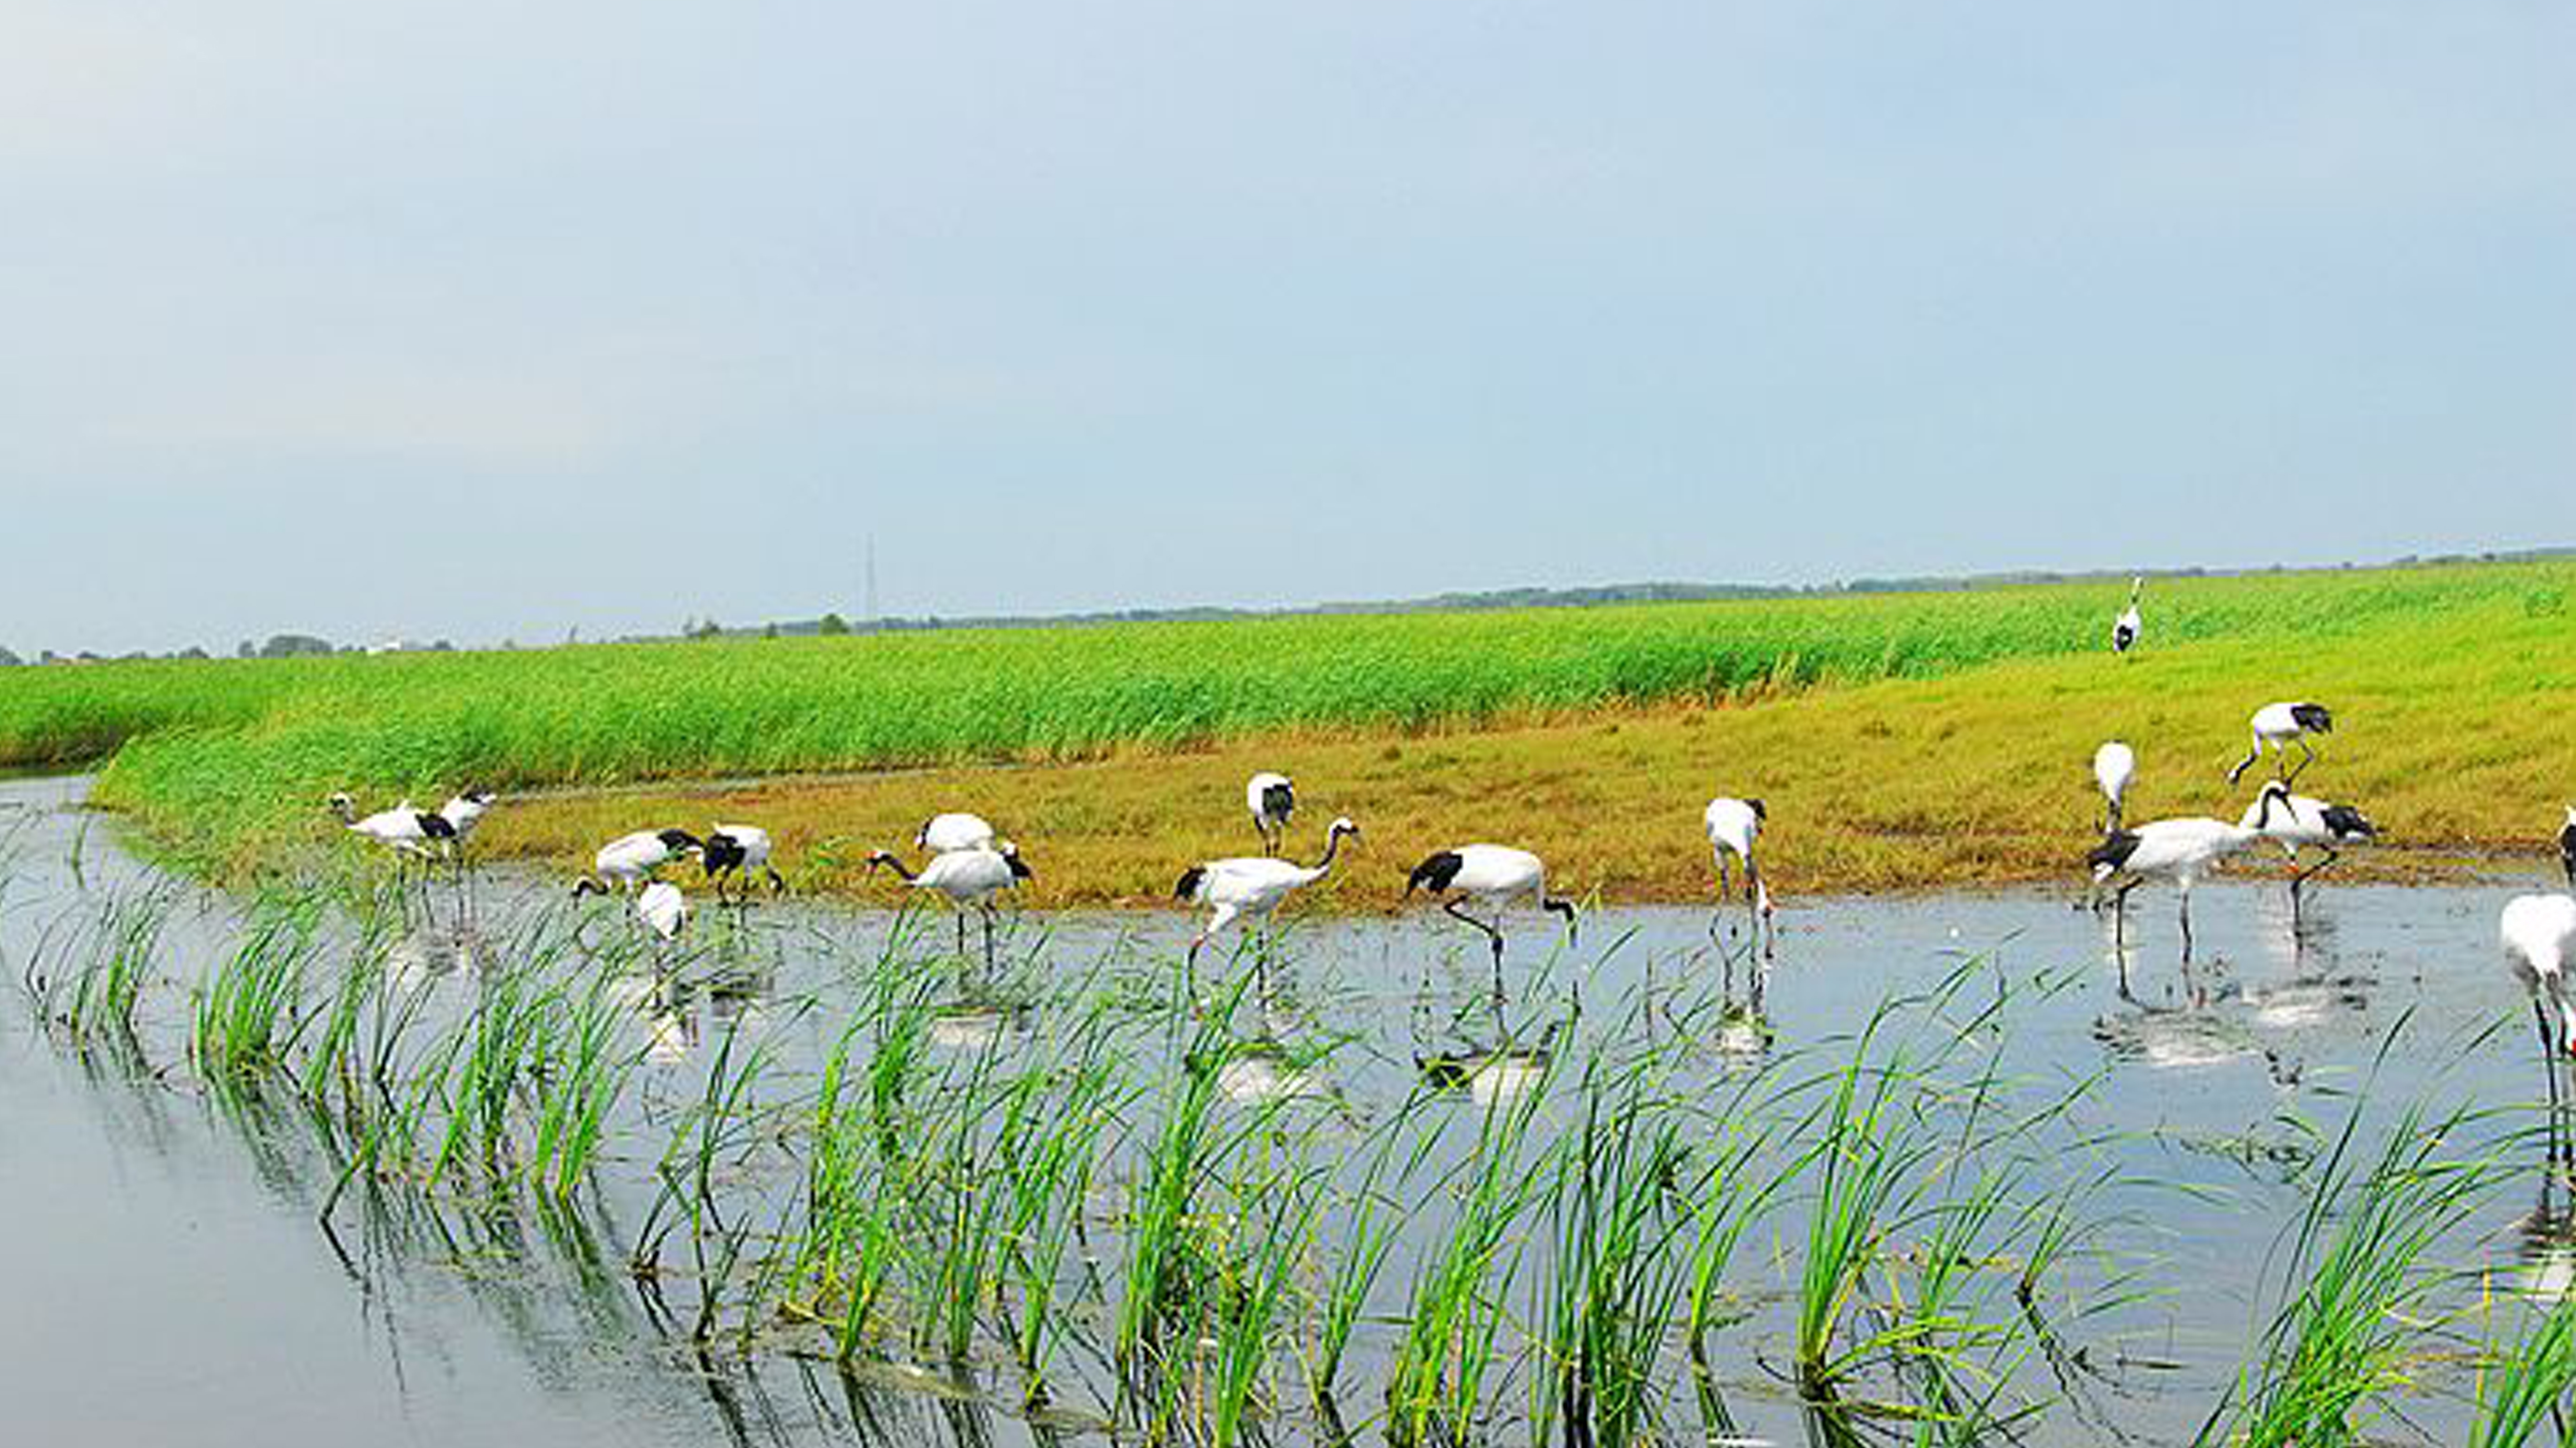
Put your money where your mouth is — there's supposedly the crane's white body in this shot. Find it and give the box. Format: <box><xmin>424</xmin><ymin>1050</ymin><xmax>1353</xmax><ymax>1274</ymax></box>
<box><xmin>917</xmin><ymin>812</ymin><xmax>997</xmax><ymax>854</ymax></box>
<box><xmin>2092</xmin><ymin>742</ymin><xmax>2135</xmax><ymax>831</ymax></box>
<box><xmin>2087</xmin><ymin>817</ymin><xmax>2266</xmax><ymax>956</ymax></box>
<box><xmin>638</xmin><ymin>881</ymin><xmax>688</xmax><ymax>941</ymax></box>
<box><xmin>703</xmin><ymin>823</ymin><xmax>784</xmax><ymax>901</ymax></box>
<box><xmin>711</xmin><ymin>824</ymin><xmax>771</xmax><ymax>870</ymax></box>
<box><xmin>2230</xmin><ymin>701</ymin><xmax>2334</xmax><ymax>784</ymax></box>
<box><xmin>592</xmin><ymin>829</ymin><xmax>697</xmax><ymax>888</ymax></box>
<box><xmin>870</xmin><ymin>842</ymin><xmax>1033</xmax><ymax>964</ymax></box>
<box><xmin>1424</xmin><ymin>844</ymin><xmax>1552</xmax><ymax>913</ymax></box>
<box><xmin>345</xmin><ymin>800</ymin><xmax>440</xmax><ymax>857</ymax></box>
<box><xmin>437</xmin><ymin>790</ymin><xmax>495</xmax><ymax>841</ymax></box>
<box><xmin>1703</xmin><ymin>798</ymin><xmax>1762</xmax><ymax>863</ymax></box>
<box><xmin>1246</xmin><ymin>772</ymin><xmax>1296</xmax><ymax>854</ymax></box>
<box><xmin>2504</xmin><ymin>893</ymin><xmax>2576</xmax><ymax>1155</ymax></box>
<box><xmin>1180</xmin><ymin>817</ymin><xmax>1357</xmax><ymax>963</ymax></box>
<box><xmin>2238</xmin><ymin>785</ymin><xmax>2373</xmax><ymax>856</ymax></box>
<box><xmin>909</xmin><ymin>846</ymin><xmax>1021</xmax><ymax>907</ymax></box>
<box><xmin>1703</xmin><ymin>797</ymin><xmax>1775</xmax><ymax>954</ymax></box>
<box><xmin>1405</xmin><ymin>842</ymin><xmax>1579</xmax><ymax>982</ymax></box>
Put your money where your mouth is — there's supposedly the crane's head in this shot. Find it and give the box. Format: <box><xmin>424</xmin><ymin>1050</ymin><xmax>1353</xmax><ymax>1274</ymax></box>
<box><xmin>1326</xmin><ymin>816</ymin><xmax>1361</xmax><ymax>841</ymax></box>
<box><xmin>325</xmin><ymin>791</ymin><xmax>357</xmax><ymax>823</ymax></box>
<box><xmin>656</xmin><ymin>828</ymin><xmax>703</xmax><ymax>857</ymax></box>
<box><xmin>1745</xmin><ymin>798</ymin><xmax>1767</xmax><ymax>821</ymax></box>
<box><xmin>1000</xmin><ymin>840</ymin><xmax>1033</xmax><ymax>880</ymax></box>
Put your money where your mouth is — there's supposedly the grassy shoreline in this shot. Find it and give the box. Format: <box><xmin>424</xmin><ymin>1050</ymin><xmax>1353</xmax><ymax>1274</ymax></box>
<box><xmin>6</xmin><ymin>556</ymin><xmax>2569</xmax><ymax>899</ymax></box>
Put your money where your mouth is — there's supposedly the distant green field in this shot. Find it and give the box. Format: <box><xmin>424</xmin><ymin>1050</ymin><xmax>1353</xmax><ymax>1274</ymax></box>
<box><xmin>3</xmin><ymin>559</ymin><xmax>2564</xmax><ymax>874</ymax></box>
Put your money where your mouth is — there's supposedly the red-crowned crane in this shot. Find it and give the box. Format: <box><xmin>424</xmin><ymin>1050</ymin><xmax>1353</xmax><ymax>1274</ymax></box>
<box><xmin>868</xmin><ymin>841</ymin><xmax>1033</xmax><ymax>969</ymax></box>
<box><xmin>1175</xmin><ymin>817</ymin><xmax>1359</xmax><ymax>988</ymax></box>
<box><xmin>1702</xmin><ymin>796</ymin><xmax>1774</xmax><ymax>958</ymax></box>
<box><xmin>2093</xmin><ymin>743</ymin><xmax>2136</xmax><ymax>833</ymax></box>
<box><xmin>917</xmin><ymin>812</ymin><xmax>997</xmax><ymax>854</ymax></box>
<box><xmin>2239</xmin><ymin>780</ymin><xmax>2378</xmax><ymax>921</ymax></box>
<box><xmin>572</xmin><ymin>829</ymin><xmax>703</xmax><ymax>896</ymax></box>
<box><xmin>702</xmin><ymin>824</ymin><xmax>785</xmax><ymax>903</ymax></box>
<box><xmin>2086</xmin><ymin>817</ymin><xmax>2266</xmax><ymax>958</ymax></box>
<box><xmin>2503</xmin><ymin>892</ymin><xmax>2576</xmax><ymax>1164</ymax></box>
<box><xmin>1246</xmin><ymin>772</ymin><xmax>1296</xmax><ymax>856</ymax></box>
<box><xmin>2228</xmin><ymin>701</ymin><xmax>2334</xmax><ymax>786</ymax></box>
<box><xmin>638</xmin><ymin>880</ymin><xmax>689</xmax><ymax>943</ymax></box>
<box><xmin>2112</xmin><ymin>577</ymin><xmax>2143</xmax><ymax>656</ymax></box>
<box><xmin>1404</xmin><ymin>844</ymin><xmax>1579</xmax><ymax>994</ymax></box>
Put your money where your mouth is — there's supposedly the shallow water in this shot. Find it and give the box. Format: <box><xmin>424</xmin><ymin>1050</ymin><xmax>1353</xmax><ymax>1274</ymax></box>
<box><xmin>1</xmin><ymin>772</ymin><xmax>2568</xmax><ymax>1446</ymax></box>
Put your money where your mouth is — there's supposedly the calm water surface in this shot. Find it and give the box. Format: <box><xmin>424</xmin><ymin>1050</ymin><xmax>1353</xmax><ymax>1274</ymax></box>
<box><xmin>0</xmin><ymin>773</ymin><xmax>2562</xmax><ymax>1446</ymax></box>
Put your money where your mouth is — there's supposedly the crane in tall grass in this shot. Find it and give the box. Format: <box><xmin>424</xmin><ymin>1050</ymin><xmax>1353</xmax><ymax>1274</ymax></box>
<box><xmin>1246</xmin><ymin>772</ymin><xmax>1296</xmax><ymax>856</ymax></box>
<box><xmin>1702</xmin><ymin>797</ymin><xmax>1773</xmax><ymax>957</ymax></box>
<box><xmin>2093</xmin><ymin>743</ymin><xmax>2135</xmax><ymax>833</ymax></box>
<box><xmin>2086</xmin><ymin>817</ymin><xmax>2266</xmax><ymax>957</ymax></box>
<box><xmin>327</xmin><ymin>793</ymin><xmax>458</xmax><ymax>914</ymax></box>
<box><xmin>2239</xmin><ymin>780</ymin><xmax>2378</xmax><ymax>922</ymax></box>
<box><xmin>867</xmin><ymin>842</ymin><xmax>1032</xmax><ymax>968</ymax></box>
<box><xmin>1175</xmin><ymin>817</ymin><xmax>1359</xmax><ymax>986</ymax></box>
<box><xmin>2502</xmin><ymin>892</ymin><xmax>2576</xmax><ymax>1163</ymax></box>
<box><xmin>1404</xmin><ymin>843</ymin><xmax>1578</xmax><ymax>994</ymax></box>
<box><xmin>2227</xmin><ymin>701</ymin><xmax>2334</xmax><ymax>786</ymax></box>
<box><xmin>2112</xmin><ymin>577</ymin><xmax>2143</xmax><ymax>656</ymax></box>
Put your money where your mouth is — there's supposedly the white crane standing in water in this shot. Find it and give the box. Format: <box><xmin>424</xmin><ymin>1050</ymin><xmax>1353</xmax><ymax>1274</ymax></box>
<box><xmin>1404</xmin><ymin>844</ymin><xmax>1579</xmax><ymax>994</ymax></box>
<box><xmin>2112</xmin><ymin>577</ymin><xmax>2143</xmax><ymax>656</ymax></box>
<box><xmin>2086</xmin><ymin>817</ymin><xmax>2266</xmax><ymax>958</ymax></box>
<box><xmin>1175</xmin><ymin>817</ymin><xmax>1360</xmax><ymax>989</ymax></box>
<box><xmin>2239</xmin><ymin>780</ymin><xmax>2378</xmax><ymax>921</ymax></box>
<box><xmin>1246</xmin><ymin>772</ymin><xmax>1296</xmax><ymax>856</ymax></box>
<box><xmin>867</xmin><ymin>841</ymin><xmax>1033</xmax><ymax>969</ymax></box>
<box><xmin>638</xmin><ymin>880</ymin><xmax>689</xmax><ymax>943</ymax></box>
<box><xmin>2228</xmin><ymin>701</ymin><xmax>2334</xmax><ymax>786</ymax></box>
<box><xmin>702</xmin><ymin>824</ymin><xmax>786</xmax><ymax>903</ymax></box>
<box><xmin>2503</xmin><ymin>892</ymin><xmax>2576</xmax><ymax>1163</ymax></box>
<box><xmin>2092</xmin><ymin>743</ymin><xmax>2136</xmax><ymax>834</ymax></box>
<box><xmin>1702</xmin><ymin>796</ymin><xmax>1774</xmax><ymax>958</ymax></box>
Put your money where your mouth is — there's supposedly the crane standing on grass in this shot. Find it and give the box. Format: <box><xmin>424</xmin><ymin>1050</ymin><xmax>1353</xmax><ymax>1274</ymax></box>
<box><xmin>2112</xmin><ymin>577</ymin><xmax>2143</xmax><ymax>656</ymax></box>
<box><xmin>2227</xmin><ymin>701</ymin><xmax>2334</xmax><ymax>786</ymax></box>
<box><xmin>1246</xmin><ymin>772</ymin><xmax>1296</xmax><ymax>856</ymax></box>
<box><xmin>2092</xmin><ymin>743</ymin><xmax>2136</xmax><ymax>834</ymax></box>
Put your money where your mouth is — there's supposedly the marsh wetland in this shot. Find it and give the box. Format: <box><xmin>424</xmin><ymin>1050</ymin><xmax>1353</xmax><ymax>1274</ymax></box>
<box><xmin>6</xmin><ymin>770</ymin><xmax>2575</xmax><ymax>1447</ymax></box>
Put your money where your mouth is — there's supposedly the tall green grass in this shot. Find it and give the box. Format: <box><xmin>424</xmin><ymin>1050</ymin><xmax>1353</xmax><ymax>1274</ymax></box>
<box><xmin>4</xmin><ymin>558</ymin><xmax>2561</xmax><ymax>874</ymax></box>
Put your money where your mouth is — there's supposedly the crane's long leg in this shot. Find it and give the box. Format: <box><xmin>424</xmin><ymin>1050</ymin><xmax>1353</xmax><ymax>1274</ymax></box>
<box><xmin>2288</xmin><ymin>737</ymin><xmax>2319</xmax><ymax>786</ymax></box>
<box><xmin>1748</xmin><ymin>860</ymin><xmax>1772</xmax><ymax>962</ymax></box>
<box><xmin>982</xmin><ymin>905</ymin><xmax>998</xmax><ymax>974</ymax></box>
<box><xmin>954</xmin><ymin>908</ymin><xmax>968</xmax><ymax>960</ymax></box>
<box><xmin>2539</xmin><ymin>998</ymin><xmax>2566</xmax><ymax>1165</ymax></box>
<box><xmin>2228</xmin><ymin>738</ymin><xmax>2261</xmax><ymax>786</ymax></box>
<box><xmin>1443</xmin><ymin>899</ymin><xmax>1506</xmax><ymax>998</ymax></box>
<box><xmin>2111</xmin><ymin>881</ymin><xmax>2136</xmax><ymax>949</ymax></box>
<box><xmin>2177</xmin><ymin>879</ymin><xmax>2195</xmax><ymax>961</ymax></box>
<box><xmin>1712</xmin><ymin>852</ymin><xmax>1736</xmax><ymax>944</ymax></box>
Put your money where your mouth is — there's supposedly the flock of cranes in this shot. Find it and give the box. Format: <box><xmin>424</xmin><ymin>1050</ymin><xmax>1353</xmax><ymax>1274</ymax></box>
<box><xmin>315</xmin><ymin>577</ymin><xmax>2576</xmax><ymax>1141</ymax></box>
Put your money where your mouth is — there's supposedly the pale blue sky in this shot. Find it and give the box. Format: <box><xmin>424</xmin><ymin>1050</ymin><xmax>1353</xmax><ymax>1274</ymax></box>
<box><xmin>3</xmin><ymin>3</ymin><xmax>2569</xmax><ymax>653</ymax></box>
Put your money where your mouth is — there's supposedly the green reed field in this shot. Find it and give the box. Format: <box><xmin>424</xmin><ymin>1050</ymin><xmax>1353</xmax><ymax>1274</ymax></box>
<box><xmin>2</xmin><ymin>558</ymin><xmax>2569</xmax><ymax>886</ymax></box>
